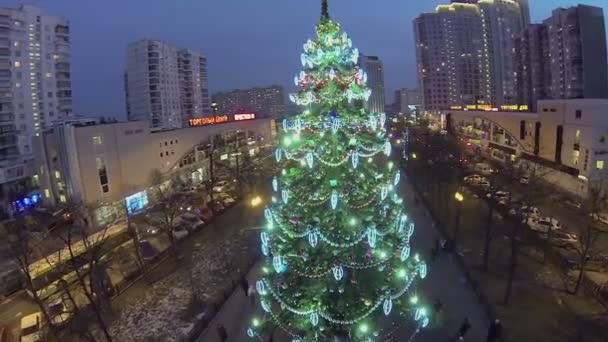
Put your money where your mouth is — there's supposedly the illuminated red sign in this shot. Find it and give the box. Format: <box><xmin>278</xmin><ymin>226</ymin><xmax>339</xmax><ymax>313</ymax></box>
<box><xmin>234</xmin><ymin>113</ymin><xmax>256</xmax><ymax>121</ymax></box>
<box><xmin>188</xmin><ymin>115</ymin><xmax>229</xmax><ymax>127</ymax></box>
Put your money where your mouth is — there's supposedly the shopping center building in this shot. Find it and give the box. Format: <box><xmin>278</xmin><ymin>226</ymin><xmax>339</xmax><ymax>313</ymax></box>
<box><xmin>442</xmin><ymin>99</ymin><xmax>608</xmax><ymax>198</ymax></box>
<box><xmin>33</xmin><ymin>114</ymin><xmax>276</xmax><ymax>225</ymax></box>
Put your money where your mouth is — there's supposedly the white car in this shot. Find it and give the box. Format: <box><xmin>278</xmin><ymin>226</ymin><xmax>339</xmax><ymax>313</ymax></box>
<box><xmin>217</xmin><ymin>193</ymin><xmax>236</xmax><ymax>207</ymax></box>
<box><xmin>544</xmin><ymin>231</ymin><xmax>578</xmax><ymax>248</ymax></box>
<box><xmin>464</xmin><ymin>174</ymin><xmax>483</xmax><ymax>184</ymax></box>
<box><xmin>487</xmin><ymin>191</ymin><xmax>509</xmax><ymax>205</ymax></box>
<box><xmin>528</xmin><ymin>217</ymin><xmax>562</xmax><ymax>233</ymax></box>
<box><xmin>172</xmin><ymin>225</ymin><xmax>189</xmax><ymax>240</ymax></box>
<box><xmin>178</xmin><ymin>213</ymin><xmax>205</xmax><ymax>231</ymax></box>
<box><xmin>212</xmin><ymin>180</ymin><xmax>232</xmax><ymax>193</ymax></box>
<box><xmin>20</xmin><ymin>312</ymin><xmax>41</xmax><ymax>342</ymax></box>
<box><xmin>590</xmin><ymin>212</ymin><xmax>608</xmax><ymax>225</ymax></box>
<box><xmin>509</xmin><ymin>205</ymin><xmax>540</xmax><ymax>220</ymax></box>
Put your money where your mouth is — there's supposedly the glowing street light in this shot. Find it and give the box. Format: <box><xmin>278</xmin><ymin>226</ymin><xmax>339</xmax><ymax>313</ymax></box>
<box><xmin>250</xmin><ymin>195</ymin><xmax>263</xmax><ymax>207</ymax></box>
<box><xmin>411</xmin><ymin>153</ymin><xmax>417</xmax><ymax>159</ymax></box>
<box><xmin>454</xmin><ymin>192</ymin><xmax>464</xmax><ymax>202</ymax></box>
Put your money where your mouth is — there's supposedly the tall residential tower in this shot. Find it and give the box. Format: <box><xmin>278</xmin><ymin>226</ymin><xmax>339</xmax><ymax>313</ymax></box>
<box><xmin>125</xmin><ymin>39</ymin><xmax>211</xmax><ymax>130</ymax></box>
<box><xmin>359</xmin><ymin>54</ymin><xmax>386</xmax><ymax>114</ymax></box>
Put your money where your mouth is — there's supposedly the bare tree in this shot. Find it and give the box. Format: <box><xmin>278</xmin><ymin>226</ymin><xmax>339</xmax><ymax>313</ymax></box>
<box><xmin>60</xmin><ymin>201</ymin><xmax>113</xmax><ymax>342</ymax></box>
<box><xmin>572</xmin><ymin>182</ymin><xmax>606</xmax><ymax>295</ymax></box>
<box><xmin>1</xmin><ymin>216</ymin><xmax>61</xmax><ymax>341</ymax></box>
<box><xmin>148</xmin><ymin>169</ymin><xmax>187</xmax><ymax>259</ymax></box>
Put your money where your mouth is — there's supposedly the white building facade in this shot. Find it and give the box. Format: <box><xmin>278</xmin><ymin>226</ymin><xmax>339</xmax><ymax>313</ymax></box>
<box><xmin>125</xmin><ymin>39</ymin><xmax>211</xmax><ymax>130</ymax></box>
<box><xmin>358</xmin><ymin>54</ymin><xmax>385</xmax><ymax>114</ymax></box>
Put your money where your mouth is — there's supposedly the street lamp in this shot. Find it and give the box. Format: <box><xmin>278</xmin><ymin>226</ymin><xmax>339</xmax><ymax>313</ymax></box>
<box><xmin>452</xmin><ymin>191</ymin><xmax>464</xmax><ymax>248</ymax></box>
<box><xmin>250</xmin><ymin>195</ymin><xmax>263</xmax><ymax>207</ymax></box>
<box><xmin>411</xmin><ymin>153</ymin><xmax>417</xmax><ymax>159</ymax></box>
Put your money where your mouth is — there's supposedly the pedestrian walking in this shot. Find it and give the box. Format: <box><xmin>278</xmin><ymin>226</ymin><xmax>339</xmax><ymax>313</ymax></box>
<box><xmin>487</xmin><ymin>319</ymin><xmax>503</xmax><ymax>342</ymax></box>
<box><xmin>456</xmin><ymin>317</ymin><xmax>471</xmax><ymax>339</ymax></box>
<box><xmin>241</xmin><ymin>277</ymin><xmax>249</xmax><ymax>296</ymax></box>
<box><xmin>216</xmin><ymin>324</ymin><xmax>228</xmax><ymax>342</ymax></box>
<box><xmin>248</xmin><ymin>284</ymin><xmax>256</xmax><ymax>307</ymax></box>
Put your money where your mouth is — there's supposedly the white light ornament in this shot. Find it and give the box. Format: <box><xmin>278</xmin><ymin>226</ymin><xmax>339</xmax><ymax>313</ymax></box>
<box><xmin>380</xmin><ymin>185</ymin><xmax>389</xmax><ymax>201</ymax></box>
<box><xmin>247</xmin><ymin>328</ymin><xmax>255</xmax><ymax>337</ymax></box>
<box><xmin>384</xmin><ymin>141</ymin><xmax>392</xmax><ymax>156</ymax></box>
<box><xmin>293</xmin><ymin>76</ymin><xmax>299</xmax><ymax>86</ymax></box>
<box><xmin>333</xmin><ymin>265</ymin><xmax>344</xmax><ymax>281</ymax></box>
<box><xmin>275</xmin><ymin>148</ymin><xmax>282</xmax><ymax>162</ymax></box>
<box><xmin>308</xmin><ymin>231</ymin><xmax>319</xmax><ymax>248</ymax></box>
<box><xmin>282</xmin><ymin>189</ymin><xmax>289</xmax><ymax>204</ymax></box>
<box><xmin>294</xmin><ymin>117</ymin><xmax>303</xmax><ymax>134</ymax></box>
<box><xmin>329</xmin><ymin>68</ymin><xmax>336</xmax><ymax>80</ymax></box>
<box><xmin>352</xmin><ymin>48</ymin><xmax>359</xmax><ymax>64</ymax></box>
<box><xmin>260</xmin><ymin>232</ymin><xmax>269</xmax><ymax>246</ymax></box>
<box><xmin>394</xmin><ymin>171</ymin><xmax>401</xmax><ymax>186</ymax></box>
<box><xmin>383</xmin><ymin>297</ymin><xmax>393</xmax><ymax>316</ymax></box>
<box><xmin>362</xmin><ymin>71</ymin><xmax>368</xmax><ymax>84</ymax></box>
<box><xmin>264</xmin><ymin>208</ymin><xmax>273</xmax><ymax>223</ymax></box>
<box><xmin>331</xmin><ymin>117</ymin><xmax>341</xmax><ymax>134</ymax></box>
<box><xmin>272</xmin><ymin>177</ymin><xmax>278</xmax><ymax>192</ymax></box>
<box><xmin>351</xmin><ymin>151</ymin><xmax>359</xmax><ymax>169</ymax></box>
<box><xmin>407</xmin><ymin>222</ymin><xmax>415</xmax><ymax>238</ymax></box>
<box><xmin>273</xmin><ymin>255</ymin><xmax>285</xmax><ymax>273</ymax></box>
<box><xmin>261</xmin><ymin>300</ymin><xmax>271</xmax><ymax>313</ymax></box>
<box><xmin>282</xmin><ymin>119</ymin><xmax>289</xmax><ymax>131</ymax></box>
<box><xmin>400</xmin><ymin>245</ymin><xmax>410</xmax><ymax>262</ymax></box>
<box><xmin>367</xmin><ymin>228</ymin><xmax>377</xmax><ymax>248</ymax></box>
<box><xmin>306</xmin><ymin>152</ymin><xmax>314</xmax><ymax>169</ymax></box>
<box><xmin>397</xmin><ymin>214</ymin><xmax>408</xmax><ymax>231</ymax></box>
<box><xmin>379</xmin><ymin>113</ymin><xmax>387</xmax><ymax>128</ymax></box>
<box><xmin>422</xmin><ymin>317</ymin><xmax>430</xmax><ymax>328</ymax></box>
<box><xmin>347</xmin><ymin>38</ymin><xmax>352</xmax><ymax>47</ymax></box>
<box><xmin>330</xmin><ymin>190</ymin><xmax>338</xmax><ymax>210</ymax></box>
<box><xmin>310</xmin><ymin>312</ymin><xmax>319</xmax><ymax>327</ymax></box>
<box><xmin>418</xmin><ymin>261</ymin><xmax>427</xmax><ymax>279</ymax></box>
<box><xmin>256</xmin><ymin>280</ymin><xmax>266</xmax><ymax>295</ymax></box>
<box><xmin>300</xmin><ymin>53</ymin><xmax>307</xmax><ymax>67</ymax></box>
<box><xmin>415</xmin><ymin>307</ymin><xmax>424</xmax><ymax>321</ymax></box>
<box><xmin>261</xmin><ymin>243</ymin><xmax>269</xmax><ymax>256</ymax></box>
<box><xmin>369</xmin><ymin>114</ymin><xmax>378</xmax><ymax>131</ymax></box>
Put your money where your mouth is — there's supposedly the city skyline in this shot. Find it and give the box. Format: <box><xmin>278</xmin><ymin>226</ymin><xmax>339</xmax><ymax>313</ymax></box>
<box><xmin>2</xmin><ymin>0</ymin><xmax>607</xmax><ymax>119</ymax></box>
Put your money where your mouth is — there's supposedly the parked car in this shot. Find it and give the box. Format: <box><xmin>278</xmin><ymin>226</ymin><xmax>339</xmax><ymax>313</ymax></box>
<box><xmin>487</xmin><ymin>190</ymin><xmax>510</xmax><ymax>205</ymax></box>
<box><xmin>463</xmin><ymin>174</ymin><xmax>483</xmax><ymax>184</ymax></box>
<box><xmin>217</xmin><ymin>193</ymin><xmax>236</xmax><ymax>207</ymax></box>
<box><xmin>212</xmin><ymin>180</ymin><xmax>232</xmax><ymax>193</ymax></box>
<box><xmin>172</xmin><ymin>225</ymin><xmax>189</xmax><ymax>240</ymax></box>
<box><xmin>474</xmin><ymin>162</ymin><xmax>493</xmax><ymax>176</ymax></box>
<box><xmin>178</xmin><ymin>213</ymin><xmax>205</xmax><ymax>231</ymax></box>
<box><xmin>117</xmin><ymin>254</ymin><xmax>140</xmax><ymax>280</ymax></box>
<box><xmin>509</xmin><ymin>205</ymin><xmax>541</xmax><ymax>220</ymax></box>
<box><xmin>519</xmin><ymin>175</ymin><xmax>530</xmax><ymax>184</ymax></box>
<box><xmin>20</xmin><ymin>312</ymin><xmax>41</xmax><ymax>342</ymax></box>
<box><xmin>528</xmin><ymin>216</ymin><xmax>562</xmax><ymax>233</ymax></box>
<box><xmin>541</xmin><ymin>231</ymin><xmax>578</xmax><ymax>248</ymax></box>
<box><xmin>590</xmin><ymin>212</ymin><xmax>608</xmax><ymax>226</ymax></box>
<box><xmin>478</xmin><ymin>179</ymin><xmax>491</xmax><ymax>189</ymax></box>
<box><xmin>211</xmin><ymin>200</ymin><xmax>226</xmax><ymax>212</ymax></box>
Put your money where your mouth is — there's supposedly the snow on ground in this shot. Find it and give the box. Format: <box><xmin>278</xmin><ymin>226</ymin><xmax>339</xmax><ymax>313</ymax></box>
<box><xmin>108</xmin><ymin>230</ymin><xmax>258</xmax><ymax>341</ymax></box>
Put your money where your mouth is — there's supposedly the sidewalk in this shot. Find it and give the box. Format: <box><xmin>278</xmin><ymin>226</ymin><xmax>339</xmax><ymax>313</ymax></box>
<box><xmin>197</xmin><ymin>177</ymin><xmax>490</xmax><ymax>341</ymax></box>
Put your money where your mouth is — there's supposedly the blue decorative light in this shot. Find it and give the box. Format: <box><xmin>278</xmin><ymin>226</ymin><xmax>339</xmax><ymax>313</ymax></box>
<box><xmin>331</xmin><ymin>117</ymin><xmax>340</xmax><ymax>134</ymax></box>
<box><xmin>351</xmin><ymin>151</ymin><xmax>359</xmax><ymax>169</ymax></box>
<box><xmin>333</xmin><ymin>265</ymin><xmax>344</xmax><ymax>281</ymax></box>
<box><xmin>273</xmin><ymin>256</ymin><xmax>285</xmax><ymax>273</ymax></box>
<box><xmin>261</xmin><ymin>300</ymin><xmax>271</xmax><ymax>313</ymax></box>
<box><xmin>369</xmin><ymin>114</ymin><xmax>377</xmax><ymax>131</ymax></box>
<box><xmin>400</xmin><ymin>246</ymin><xmax>410</xmax><ymax>261</ymax></box>
<box><xmin>260</xmin><ymin>232</ymin><xmax>269</xmax><ymax>246</ymax></box>
<box><xmin>282</xmin><ymin>119</ymin><xmax>289</xmax><ymax>131</ymax></box>
<box><xmin>398</xmin><ymin>215</ymin><xmax>407</xmax><ymax>232</ymax></box>
<box><xmin>256</xmin><ymin>280</ymin><xmax>266</xmax><ymax>295</ymax></box>
<box><xmin>415</xmin><ymin>308</ymin><xmax>423</xmax><ymax>321</ymax></box>
<box><xmin>295</xmin><ymin>117</ymin><xmax>303</xmax><ymax>134</ymax></box>
<box><xmin>247</xmin><ymin>328</ymin><xmax>255</xmax><ymax>337</ymax></box>
<box><xmin>422</xmin><ymin>317</ymin><xmax>430</xmax><ymax>328</ymax></box>
<box><xmin>330</xmin><ymin>190</ymin><xmax>338</xmax><ymax>210</ymax></box>
<box><xmin>383</xmin><ymin>297</ymin><xmax>393</xmax><ymax>316</ymax></box>
<box><xmin>272</xmin><ymin>177</ymin><xmax>278</xmax><ymax>192</ymax></box>
<box><xmin>419</xmin><ymin>261</ymin><xmax>427</xmax><ymax>279</ymax></box>
<box><xmin>407</xmin><ymin>222</ymin><xmax>415</xmax><ymax>238</ymax></box>
<box><xmin>308</xmin><ymin>231</ymin><xmax>318</xmax><ymax>248</ymax></box>
<box><xmin>394</xmin><ymin>171</ymin><xmax>401</xmax><ymax>186</ymax></box>
<box><xmin>282</xmin><ymin>189</ymin><xmax>289</xmax><ymax>204</ymax></box>
<box><xmin>306</xmin><ymin>152</ymin><xmax>314</xmax><ymax>169</ymax></box>
<box><xmin>379</xmin><ymin>113</ymin><xmax>387</xmax><ymax>128</ymax></box>
<box><xmin>381</xmin><ymin>185</ymin><xmax>389</xmax><ymax>201</ymax></box>
<box><xmin>261</xmin><ymin>243</ymin><xmax>269</xmax><ymax>256</ymax></box>
<box><xmin>384</xmin><ymin>141</ymin><xmax>391</xmax><ymax>156</ymax></box>
<box><xmin>275</xmin><ymin>148</ymin><xmax>282</xmax><ymax>162</ymax></box>
<box><xmin>264</xmin><ymin>208</ymin><xmax>273</xmax><ymax>223</ymax></box>
<box><xmin>367</xmin><ymin>228</ymin><xmax>377</xmax><ymax>248</ymax></box>
<box><xmin>300</xmin><ymin>53</ymin><xmax>307</xmax><ymax>67</ymax></box>
<box><xmin>310</xmin><ymin>312</ymin><xmax>319</xmax><ymax>326</ymax></box>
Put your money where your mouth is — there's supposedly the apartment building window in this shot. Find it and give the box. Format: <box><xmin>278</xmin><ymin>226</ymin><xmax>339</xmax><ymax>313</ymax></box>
<box><xmin>574</xmin><ymin>130</ymin><xmax>581</xmax><ymax>151</ymax></box>
<box><xmin>597</xmin><ymin>160</ymin><xmax>604</xmax><ymax>170</ymax></box>
<box><xmin>55</xmin><ymin>170</ymin><xmax>61</xmax><ymax>179</ymax></box>
<box><xmin>14</xmin><ymin>61</ymin><xmax>21</xmax><ymax>68</ymax></box>
<box><xmin>92</xmin><ymin>135</ymin><xmax>103</xmax><ymax>145</ymax></box>
<box><xmin>44</xmin><ymin>188</ymin><xmax>50</xmax><ymax>198</ymax></box>
<box><xmin>575</xmin><ymin>110</ymin><xmax>582</xmax><ymax>119</ymax></box>
<box><xmin>96</xmin><ymin>157</ymin><xmax>110</xmax><ymax>193</ymax></box>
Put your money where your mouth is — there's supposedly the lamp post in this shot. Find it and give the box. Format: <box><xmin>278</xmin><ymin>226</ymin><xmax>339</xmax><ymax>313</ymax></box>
<box><xmin>453</xmin><ymin>191</ymin><xmax>464</xmax><ymax>248</ymax></box>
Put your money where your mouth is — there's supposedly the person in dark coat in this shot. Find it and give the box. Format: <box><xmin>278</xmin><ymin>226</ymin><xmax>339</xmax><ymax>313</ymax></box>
<box><xmin>216</xmin><ymin>324</ymin><xmax>228</xmax><ymax>342</ymax></box>
<box><xmin>487</xmin><ymin>319</ymin><xmax>503</xmax><ymax>341</ymax></box>
<box><xmin>457</xmin><ymin>317</ymin><xmax>471</xmax><ymax>339</ymax></box>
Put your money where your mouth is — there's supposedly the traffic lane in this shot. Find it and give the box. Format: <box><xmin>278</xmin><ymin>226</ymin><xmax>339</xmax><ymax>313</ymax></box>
<box><xmin>0</xmin><ymin>291</ymin><xmax>37</xmax><ymax>340</ymax></box>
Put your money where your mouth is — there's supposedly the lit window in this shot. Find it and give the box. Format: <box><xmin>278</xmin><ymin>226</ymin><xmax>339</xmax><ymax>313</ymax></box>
<box><xmin>55</xmin><ymin>170</ymin><xmax>61</xmax><ymax>179</ymax></box>
<box><xmin>45</xmin><ymin>73</ymin><xmax>52</xmax><ymax>78</ymax></box>
<box><xmin>14</xmin><ymin>61</ymin><xmax>21</xmax><ymax>68</ymax></box>
<box><xmin>44</xmin><ymin>188</ymin><xmax>50</xmax><ymax>198</ymax></box>
<box><xmin>59</xmin><ymin>195</ymin><xmax>67</xmax><ymax>203</ymax></box>
<box><xmin>92</xmin><ymin>135</ymin><xmax>103</xmax><ymax>145</ymax></box>
<box><xmin>597</xmin><ymin>160</ymin><xmax>604</xmax><ymax>170</ymax></box>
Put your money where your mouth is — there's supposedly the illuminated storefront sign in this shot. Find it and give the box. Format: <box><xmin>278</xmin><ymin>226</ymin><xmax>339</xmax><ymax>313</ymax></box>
<box><xmin>125</xmin><ymin>190</ymin><xmax>148</xmax><ymax>215</ymax></box>
<box><xmin>234</xmin><ymin>113</ymin><xmax>256</xmax><ymax>121</ymax></box>
<box><xmin>452</xmin><ymin>104</ymin><xmax>530</xmax><ymax>112</ymax></box>
<box><xmin>188</xmin><ymin>113</ymin><xmax>258</xmax><ymax>127</ymax></box>
<box><xmin>188</xmin><ymin>115</ymin><xmax>229</xmax><ymax>127</ymax></box>
<box><xmin>12</xmin><ymin>193</ymin><xmax>42</xmax><ymax>212</ymax></box>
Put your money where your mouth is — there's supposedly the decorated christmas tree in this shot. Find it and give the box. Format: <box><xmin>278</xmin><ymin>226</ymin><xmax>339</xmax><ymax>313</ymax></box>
<box><xmin>248</xmin><ymin>2</ymin><xmax>430</xmax><ymax>341</ymax></box>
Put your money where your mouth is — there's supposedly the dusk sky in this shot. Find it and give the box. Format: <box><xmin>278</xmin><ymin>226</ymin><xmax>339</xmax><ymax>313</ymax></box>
<box><xmin>3</xmin><ymin>0</ymin><xmax>607</xmax><ymax>119</ymax></box>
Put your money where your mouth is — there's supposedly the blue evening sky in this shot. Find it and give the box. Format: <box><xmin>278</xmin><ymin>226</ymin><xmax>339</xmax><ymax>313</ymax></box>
<box><xmin>3</xmin><ymin>0</ymin><xmax>607</xmax><ymax>119</ymax></box>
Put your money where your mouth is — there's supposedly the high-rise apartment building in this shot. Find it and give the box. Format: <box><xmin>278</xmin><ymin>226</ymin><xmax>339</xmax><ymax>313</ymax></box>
<box><xmin>125</xmin><ymin>39</ymin><xmax>211</xmax><ymax>130</ymax></box>
<box><xmin>478</xmin><ymin>0</ymin><xmax>525</xmax><ymax>105</ymax></box>
<box><xmin>0</xmin><ymin>5</ymin><xmax>72</xmax><ymax>216</ymax></box>
<box><xmin>515</xmin><ymin>5</ymin><xmax>608</xmax><ymax>109</ymax></box>
<box><xmin>359</xmin><ymin>54</ymin><xmax>385</xmax><ymax>114</ymax></box>
<box><xmin>212</xmin><ymin>85</ymin><xmax>286</xmax><ymax>119</ymax></box>
<box><xmin>415</xmin><ymin>3</ymin><xmax>483</xmax><ymax>112</ymax></box>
